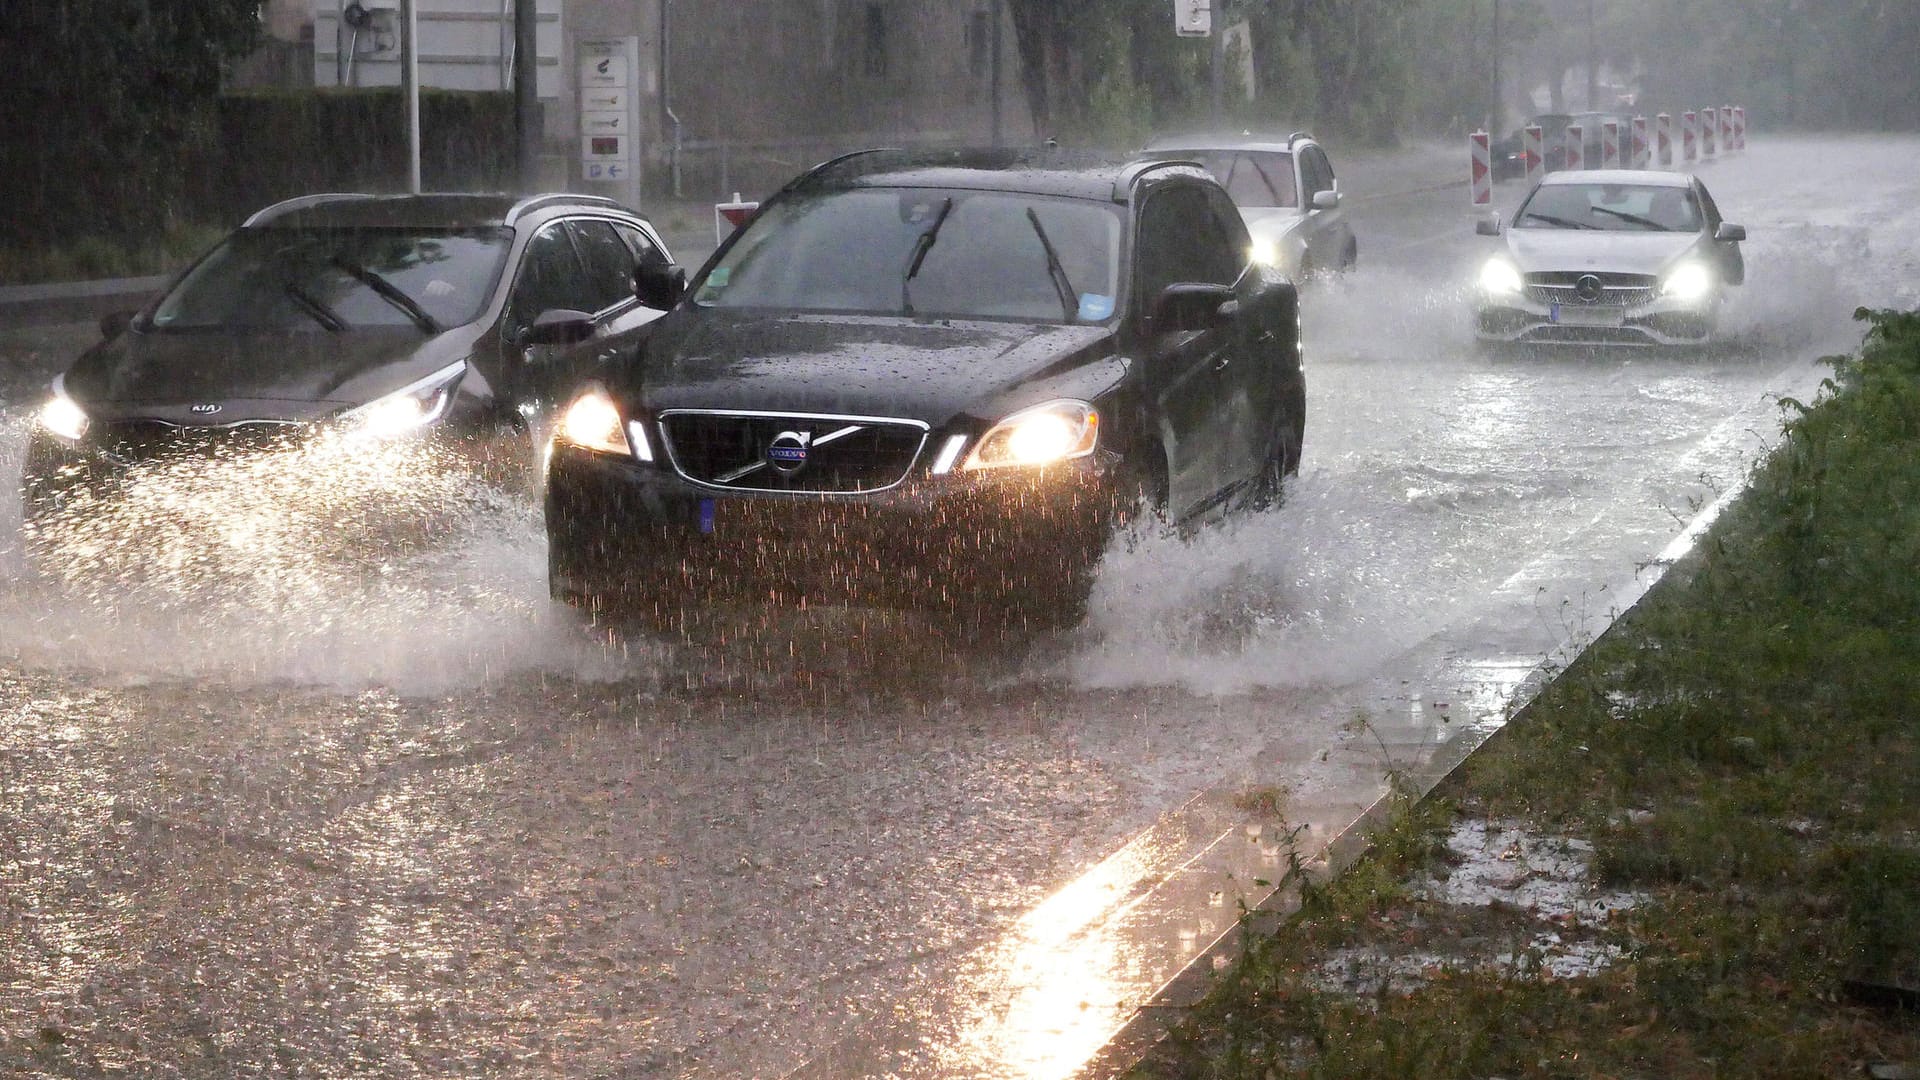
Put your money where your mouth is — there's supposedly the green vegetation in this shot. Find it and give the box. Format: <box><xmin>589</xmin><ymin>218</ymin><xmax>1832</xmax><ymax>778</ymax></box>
<box><xmin>1132</xmin><ymin>308</ymin><xmax>1920</xmax><ymax>1077</ymax></box>
<box><xmin>0</xmin><ymin>225</ymin><xmax>226</xmax><ymax>288</ymax></box>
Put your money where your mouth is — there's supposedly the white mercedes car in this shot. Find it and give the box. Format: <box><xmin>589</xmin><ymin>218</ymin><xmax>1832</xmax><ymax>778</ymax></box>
<box><xmin>1474</xmin><ymin>171</ymin><xmax>1746</xmax><ymax>347</ymax></box>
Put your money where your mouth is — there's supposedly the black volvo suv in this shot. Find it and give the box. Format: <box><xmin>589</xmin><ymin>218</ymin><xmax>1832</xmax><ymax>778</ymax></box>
<box><xmin>545</xmin><ymin>148</ymin><xmax>1306</xmax><ymax>629</ymax></box>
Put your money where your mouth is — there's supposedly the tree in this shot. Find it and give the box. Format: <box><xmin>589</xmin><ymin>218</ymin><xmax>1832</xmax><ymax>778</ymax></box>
<box><xmin>0</xmin><ymin>0</ymin><xmax>261</xmax><ymax>250</ymax></box>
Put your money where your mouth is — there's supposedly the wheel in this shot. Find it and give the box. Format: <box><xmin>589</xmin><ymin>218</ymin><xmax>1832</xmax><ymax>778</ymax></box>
<box><xmin>1340</xmin><ymin>237</ymin><xmax>1358</xmax><ymax>273</ymax></box>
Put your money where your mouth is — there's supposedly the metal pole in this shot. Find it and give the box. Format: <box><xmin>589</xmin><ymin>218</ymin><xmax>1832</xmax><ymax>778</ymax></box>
<box><xmin>403</xmin><ymin>0</ymin><xmax>421</xmax><ymax>193</ymax></box>
<box><xmin>1209</xmin><ymin>2</ymin><xmax>1225</xmax><ymax>124</ymax></box>
<box><xmin>514</xmin><ymin>0</ymin><xmax>540</xmax><ymax>189</ymax></box>
<box><xmin>1491</xmin><ymin>0</ymin><xmax>1501</xmax><ymax>134</ymax></box>
<box><xmin>662</xmin><ymin>0</ymin><xmax>682</xmax><ymax>198</ymax></box>
<box><xmin>1586</xmin><ymin>0</ymin><xmax>1597</xmax><ymax>111</ymax></box>
<box><xmin>989</xmin><ymin>0</ymin><xmax>1004</xmax><ymax>148</ymax></box>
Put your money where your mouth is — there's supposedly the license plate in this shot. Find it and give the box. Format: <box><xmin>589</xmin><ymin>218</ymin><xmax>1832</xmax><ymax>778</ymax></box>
<box><xmin>698</xmin><ymin>498</ymin><xmax>716</xmax><ymax>534</ymax></box>
<box><xmin>1550</xmin><ymin>302</ymin><xmax>1623</xmax><ymax>327</ymax></box>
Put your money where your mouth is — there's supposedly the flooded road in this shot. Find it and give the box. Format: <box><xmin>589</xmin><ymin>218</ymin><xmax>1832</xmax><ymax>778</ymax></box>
<box><xmin>3</xmin><ymin>136</ymin><xmax>1917</xmax><ymax>1077</ymax></box>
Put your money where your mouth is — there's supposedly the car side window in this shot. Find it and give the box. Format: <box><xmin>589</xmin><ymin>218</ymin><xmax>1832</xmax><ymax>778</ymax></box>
<box><xmin>611</xmin><ymin>222</ymin><xmax>668</xmax><ymax>271</ymax></box>
<box><xmin>1694</xmin><ymin>183</ymin><xmax>1724</xmax><ymax>230</ymax></box>
<box><xmin>565</xmin><ymin>219</ymin><xmax>640</xmax><ymax>314</ymax></box>
<box><xmin>508</xmin><ymin>222</ymin><xmax>593</xmax><ymax>335</ymax></box>
<box><xmin>1301</xmin><ymin>147</ymin><xmax>1332</xmax><ymax>198</ymax></box>
<box><xmin>1135</xmin><ymin>184</ymin><xmax>1241</xmax><ymax>312</ymax></box>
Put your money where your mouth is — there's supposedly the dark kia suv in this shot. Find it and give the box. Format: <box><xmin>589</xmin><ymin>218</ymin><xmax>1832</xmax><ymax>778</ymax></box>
<box><xmin>23</xmin><ymin>192</ymin><xmax>677</xmax><ymax>522</ymax></box>
<box><xmin>545</xmin><ymin>148</ymin><xmax>1306</xmax><ymax>630</ymax></box>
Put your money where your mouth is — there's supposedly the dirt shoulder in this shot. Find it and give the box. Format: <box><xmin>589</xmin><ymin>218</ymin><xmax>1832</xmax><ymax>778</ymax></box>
<box><xmin>1129</xmin><ymin>309</ymin><xmax>1920</xmax><ymax>1079</ymax></box>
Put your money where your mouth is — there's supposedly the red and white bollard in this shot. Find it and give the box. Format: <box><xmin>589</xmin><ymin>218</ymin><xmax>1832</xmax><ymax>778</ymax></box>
<box><xmin>1721</xmin><ymin>105</ymin><xmax>1736</xmax><ymax>152</ymax></box>
<box><xmin>1602</xmin><ymin>120</ymin><xmax>1621</xmax><ymax>169</ymax></box>
<box><xmin>1702</xmin><ymin>107</ymin><xmax>1717</xmax><ymax>157</ymax></box>
<box><xmin>1733</xmin><ymin>106</ymin><xmax>1747</xmax><ymax>150</ymax></box>
<box><xmin>1564</xmin><ymin>124</ymin><xmax>1585</xmax><ymax>170</ymax></box>
<box><xmin>714</xmin><ymin>192</ymin><xmax>759</xmax><ymax>244</ymax></box>
<box><xmin>1630</xmin><ymin>116</ymin><xmax>1650</xmax><ymax>169</ymax></box>
<box><xmin>1656</xmin><ymin>113</ymin><xmax>1673</xmax><ymax>168</ymax></box>
<box><xmin>1682</xmin><ymin>111</ymin><xmax>1698</xmax><ymax>163</ymax></box>
<box><xmin>1470</xmin><ymin>130</ymin><xmax>1492</xmax><ymax>205</ymax></box>
<box><xmin>1523</xmin><ymin>124</ymin><xmax>1544</xmax><ymax>183</ymax></box>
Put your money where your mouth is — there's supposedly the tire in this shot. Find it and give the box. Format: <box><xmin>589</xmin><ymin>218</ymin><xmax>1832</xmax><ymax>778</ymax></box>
<box><xmin>1340</xmin><ymin>237</ymin><xmax>1358</xmax><ymax>273</ymax></box>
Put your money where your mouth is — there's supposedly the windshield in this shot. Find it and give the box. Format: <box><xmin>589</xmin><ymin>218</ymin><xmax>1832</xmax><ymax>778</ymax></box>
<box><xmin>149</xmin><ymin>226</ymin><xmax>513</xmax><ymax>331</ymax></box>
<box><xmin>692</xmin><ymin>188</ymin><xmax>1122</xmax><ymax>323</ymax></box>
<box><xmin>1171</xmin><ymin>150</ymin><xmax>1297</xmax><ymax>208</ymax></box>
<box><xmin>1514</xmin><ymin>183</ymin><xmax>1702</xmax><ymax>232</ymax></box>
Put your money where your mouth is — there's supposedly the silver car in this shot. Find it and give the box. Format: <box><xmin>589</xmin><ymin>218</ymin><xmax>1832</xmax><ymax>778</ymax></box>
<box><xmin>1474</xmin><ymin>170</ymin><xmax>1746</xmax><ymax>347</ymax></box>
<box><xmin>1143</xmin><ymin>132</ymin><xmax>1357</xmax><ymax>282</ymax></box>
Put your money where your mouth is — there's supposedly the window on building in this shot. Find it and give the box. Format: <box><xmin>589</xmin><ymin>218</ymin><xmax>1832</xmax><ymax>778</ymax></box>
<box><xmin>862</xmin><ymin>4</ymin><xmax>888</xmax><ymax>77</ymax></box>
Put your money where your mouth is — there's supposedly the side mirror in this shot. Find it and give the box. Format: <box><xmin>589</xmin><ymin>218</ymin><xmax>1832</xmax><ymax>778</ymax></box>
<box><xmin>1475</xmin><ymin>213</ymin><xmax>1504</xmax><ymax>236</ymax></box>
<box><xmin>1151</xmin><ymin>282</ymin><xmax>1236</xmax><ymax>333</ymax></box>
<box><xmin>521</xmin><ymin>308</ymin><xmax>596</xmax><ymax>347</ymax></box>
<box><xmin>634</xmin><ymin>260</ymin><xmax>687</xmax><ymax>311</ymax></box>
<box><xmin>99</xmin><ymin>310</ymin><xmax>135</xmax><ymax>339</ymax></box>
<box><xmin>1714</xmin><ymin>222</ymin><xmax>1746</xmax><ymax>242</ymax></box>
<box><xmin>1311</xmin><ymin>189</ymin><xmax>1341</xmax><ymax>211</ymax></box>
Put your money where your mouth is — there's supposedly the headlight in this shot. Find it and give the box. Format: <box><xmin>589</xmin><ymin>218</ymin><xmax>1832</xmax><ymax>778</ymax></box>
<box><xmin>339</xmin><ymin>361</ymin><xmax>465</xmax><ymax>439</ymax></box>
<box><xmin>962</xmin><ymin>400</ymin><xmax>1098</xmax><ymax>472</ymax></box>
<box><xmin>1478</xmin><ymin>258</ymin><xmax>1524</xmax><ymax>296</ymax></box>
<box><xmin>38</xmin><ymin>378</ymin><xmax>89</xmax><ymax>442</ymax></box>
<box><xmin>1249</xmin><ymin>237</ymin><xmax>1280</xmax><ymax>268</ymax></box>
<box><xmin>1662</xmin><ymin>261</ymin><xmax>1715</xmax><ymax>302</ymax></box>
<box><xmin>556</xmin><ymin>385</ymin><xmax>636</xmax><ymax>458</ymax></box>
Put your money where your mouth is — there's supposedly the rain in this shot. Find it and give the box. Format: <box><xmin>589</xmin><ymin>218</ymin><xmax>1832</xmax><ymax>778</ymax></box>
<box><xmin>3</xmin><ymin>2</ymin><xmax>1919</xmax><ymax>1077</ymax></box>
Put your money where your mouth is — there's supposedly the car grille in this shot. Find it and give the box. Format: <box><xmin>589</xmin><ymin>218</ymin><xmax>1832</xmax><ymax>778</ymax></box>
<box><xmin>657</xmin><ymin>411</ymin><xmax>929</xmax><ymax>494</ymax></box>
<box><xmin>95</xmin><ymin>419</ymin><xmax>306</xmax><ymax>465</ymax></box>
<box><xmin>1525</xmin><ymin>271</ymin><xmax>1658</xmax><ymax>308</ymax></box>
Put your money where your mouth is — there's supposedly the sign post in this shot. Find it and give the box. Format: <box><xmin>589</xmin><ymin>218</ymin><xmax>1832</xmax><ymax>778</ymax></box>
<box><xmin>577</xmin><ymin>37</ymin><xmax>642</xmax><ymax>209</ymax></box>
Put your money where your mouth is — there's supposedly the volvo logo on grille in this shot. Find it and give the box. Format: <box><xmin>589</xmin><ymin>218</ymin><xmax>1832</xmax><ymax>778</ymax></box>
<box><xmin>1574</xmin><ymin>274</ymin><xmax>1604</xmax><ymax>302</ymax></box>
<box><xmin>766</xmin><ymin>430</ymin><xmax>812</xmax><ymax>474</ymax></box>
<box><xmin>190</xmin><ymin>403</ymin><xmax>223</xmax><ymax>415</ymax></box>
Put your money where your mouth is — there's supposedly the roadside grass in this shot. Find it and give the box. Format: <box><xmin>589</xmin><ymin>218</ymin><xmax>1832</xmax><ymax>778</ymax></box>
<box><xmin>0</xmin><ymin>224</ymin><xmax>224</xmax><ymax>287</ymax></box>
<box><xmin>1132</xmin><ymin>308</ymin><xmax>1920</xmax><ymax>1078</ymax></box>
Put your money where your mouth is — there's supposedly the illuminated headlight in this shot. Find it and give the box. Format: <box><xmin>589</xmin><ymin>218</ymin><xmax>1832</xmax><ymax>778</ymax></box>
<box><xmin>962</xmin><ymin>400</ymin><xmax>1098</xmax><ymax>472</ymax></box>
<box><xmin>1249</xmin><ymin>237</ymin><xmax>1280</xmax><ymax>268</ymax></box>
<box><xmin>340</xmin><ymin>361</ymin><xmax>465</xmax><ymax>439</ymax></box>
<box><xmin>38</xmin><ymin>380</ymin><xmax>89</xmax><ymax>442</ymax></box>
<box><xmin>1662</xmin><ymin>262</ymin><xmax>1715</xmax><ymax>302</ymax></box>
<box><xmin>556</xmin><ymin>385</ymin><xmax>638</xmax><ymax>458</ymax></box>
<box><xmin>1478</xmin><ymin>258</ymin><xmax>1524</xmax><ymax>296</ymax></box>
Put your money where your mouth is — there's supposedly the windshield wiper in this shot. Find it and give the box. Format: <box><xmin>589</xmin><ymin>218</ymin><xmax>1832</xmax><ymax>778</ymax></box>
<box><xmin>1026</xmin><ymin>207</ymin><xmax>1078</xmax><ymax>323</ymax></box>
<box><xmin>899</xmin><ymin>197</ymin><xmax>954</xmax><ymax>316</ymax></box>
<box><xmin>283</xmin><ymin>282</ymin><xmax>347</xmax><ymax>332</ymax></box>
<box><xmin>1588</xmin><ymin>205</ymin><xmax>1673</xmax><ymax>231</ymax></box>
<box><xmin>330</xmin><ymin>255</ymin><xmax>442</xmax><ymax>334</ymax></box>
<box><xmin>1520</xmin><ymin>212</ymin><xmax>1599</xmax><ymax>230</ymax></box>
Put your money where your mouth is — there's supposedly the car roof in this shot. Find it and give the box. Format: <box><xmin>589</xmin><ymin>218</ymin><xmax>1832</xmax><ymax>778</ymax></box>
<box><xmin>791</xmin><ymin>147</ymin><xmax>1212</xmax><ymax>203</ymax></box>
<box><xmin>1143</xmin><ymin>132</ymin><xmax>1310</xmax><ymax>153</ymax></box>
<box><xmin>1540</xmin><ymin>170</ymin><xmax>1693</xmax><ymax>188</ymax></box>
<box><xmin>242</xmin><ymin>192</ymin><xmax>643</xmax><ymax>229</ymax></box>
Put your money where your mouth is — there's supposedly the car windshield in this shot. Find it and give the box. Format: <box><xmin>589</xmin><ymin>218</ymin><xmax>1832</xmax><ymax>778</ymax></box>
<box><xmin>692</xmin><ymin>187</ymin><xmax>1122</xmax><ymax>323</ymax></box>
<box><xmin>148</xmin><ymin>226</ymin><xmax>513</xmax><ymax>331</ymax></box>
<box><xmin>1515</xmin><ymin>182</ymin><xmax>1702</xmax><ymax>232</ymax></box>
<box><xmin>1172</xmin><ymin>150</ymin><xmax>1297</xmax><ymax>208</ymax></box>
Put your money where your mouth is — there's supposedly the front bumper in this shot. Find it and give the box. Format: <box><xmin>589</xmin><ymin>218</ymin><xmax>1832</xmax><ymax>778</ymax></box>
<box><xmin>544</xmin><ymin>441</ymin><xmax>1124</xmax><ymax>614</ymax></box>
<box><xmin>1475</xmin><ymin>291</ymin><xmax>1719</xmax><ymax>347</ymax></box>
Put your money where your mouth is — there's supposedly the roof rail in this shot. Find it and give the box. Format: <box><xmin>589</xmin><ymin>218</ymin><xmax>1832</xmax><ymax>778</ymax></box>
<box><xmin>1112</xmin><ymin>157</ymin><xmax>1206</xmax><ymax>202</ymax></box>
<box><xmin>504</xmin><ymin>192</ymin><xmax>622</xmax><ymax>225</ymax></box>
<box><xmin>1286</xmin><ymin>130</ymin><xmax>1315</xmax><ymax>146</ymax></box>
<box><xmin>242</xmin><ymin>193</ymin><xmax>374</xmax><ymax>227</ymax></box>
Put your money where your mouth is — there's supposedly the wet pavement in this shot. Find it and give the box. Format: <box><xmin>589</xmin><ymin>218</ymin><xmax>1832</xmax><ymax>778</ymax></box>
<box><xmin>3</xmin><ymin>136</ymin><xmax>1918</xmax><ymax>1077</ymax></box>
